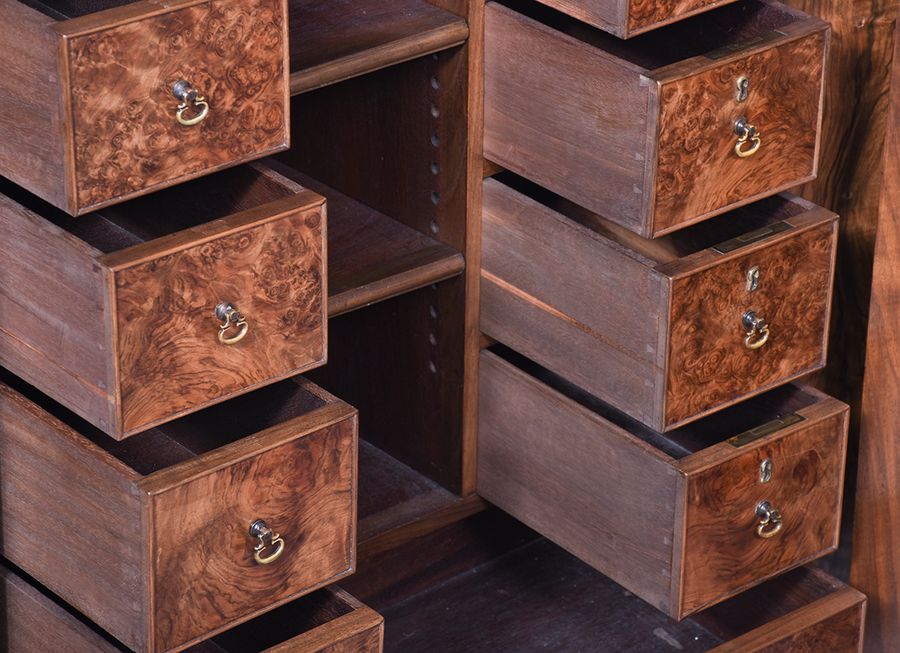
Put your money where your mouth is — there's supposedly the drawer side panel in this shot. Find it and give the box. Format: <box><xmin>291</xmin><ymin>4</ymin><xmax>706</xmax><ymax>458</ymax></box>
<box><xmin>0</xmin><ymin>192</ymin><xmax>117</xmax><ymax>433</ymax></box>
<box><xmin>0</xmin><ymin>383</ymin><xmax>145</xmax><ymax>650</ymax></box>
<box><xmin>477</xmin><ymin>351</ymin><xmax>678</xmax><ymax>612</ymax></box>
<box><xmin>484</xmin><ymin>2</ymin><xmax>650</xmax><ymax>233</ymax></box>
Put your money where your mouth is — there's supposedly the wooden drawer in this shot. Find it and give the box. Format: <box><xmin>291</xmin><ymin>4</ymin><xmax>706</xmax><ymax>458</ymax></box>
<box><xmin>481</xmin><ymin>178</ymin><xmax>837</xmax><ymax>431</ymax></box>
<box><xmin>484</xmin><ymin>1</ymin><xmax>829</xmax><ymax>237</ymax></box>
<box><xmin>527</xmin><ymin>0</ymin><xmax>743</xmax><ymax>38</ymax></box>
<box><xmin>0</xmin><ymin>564</ymin><xmax>382</xmax><ymax>653</ymax></box>
<box><xmin>0</xmin><ymin>373</ymin><xmax>358</xmax><ymax>653</ymax></box>
<box><xmin>0</xmin><ymin>163</ymin><xmax>326</xmax><ymax>439</ymax></box>
<box><xmin>477</xmin><ymin>349</ymin><xmax>849</xmax><ymax>619</ymax></box>
<box><xmin>0</xmin><ymin>0</ymin><xmax>289</xmax><ymax>216</ymax></box>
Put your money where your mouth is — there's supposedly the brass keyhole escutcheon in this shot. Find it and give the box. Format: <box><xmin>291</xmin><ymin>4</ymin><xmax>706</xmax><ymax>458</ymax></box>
<box><xmin>746</xmin><ymin>266</ymin><xmax>760</xmax><ymax>292</ymax></box>
<box><xmin>249</xmin><ymin>519</ymin><xmax>286</xmax><ymax>565</ymax></box>
<box><xmin>742</xmin><ymin>310</ymin><xmax>770</xmax><ymax>350</ymax></box>
<box><xmin>734</xmin><ymin>116</ymin><xmax>762</xmax><ymax>158</ymax></box>
<box><xmin>759</xmin><ymin>458</ymin><xmax>773</xmax><ymax>483</ymax></box>
<box><xmin>756</xmin><ymin>501</ymin><xmax>783</xmax><ymax>539</ymax></box>
<box><xmin>736</xmin><ymin>76</ymin><xmax>750</xmax><ymax>103</ymax></box>
<box><xmin>172</xmin><ymin>79</ymin><xmax>210</xmax><ymax>126</ymax></box>
<box><xmin>216</xmin><ymin>302</ymin><xmax>249</xmax><ymax>345</ymax></box>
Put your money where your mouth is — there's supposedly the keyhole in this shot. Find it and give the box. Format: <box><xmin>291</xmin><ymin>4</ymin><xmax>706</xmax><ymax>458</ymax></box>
<box><xmin>760</xmin><ymin>458</ymin><xmax>773</xmax><ymax>483</ymax></box>
<box><xmin>736</xmin><ymin>76</ymin><xmax>749</xmax><ymax>103</ymax></box>
<box><xmin>746</xmin><ymin>266</ymin><xmax>760</xmax><ymax>292</ymax></box>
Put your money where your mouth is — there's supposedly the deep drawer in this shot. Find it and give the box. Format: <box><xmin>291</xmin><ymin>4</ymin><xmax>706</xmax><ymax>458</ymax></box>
<box><xmin>0</xmin><ymin>0</ymin><xmax>289</xmax><ymax>215</ymax></box>
<box><xmin>0</xmin><ymin>373</ymin><xmax>358</xmax><ymax>653</ymax></box>
<box><xmin>481</xmin><ymin>177</ymin><xmax>837</xmax><ymax>431</ymax></box>
<box><xmin>477</xmin><ymin>349</ymin><xmax>848</xmax><ymax>619</ymax></box>
<box><xmin>526</xmin><ymin>0</ymin><xmax>743</xmax><ymax>37</ymax></box>
<box><xmin>0</xmin><ymin>562</ymin><xmax>382</xmax><ymax>653</ymax></box>
<box><xmin>0</xmin><ymin>163</ymin><xmax>326</xmax><ymax>439</ymax></box>
<box><xmin>485</xmin><ymin>1</ymin><xmax>829</xmax><ymax>237</ymax></box>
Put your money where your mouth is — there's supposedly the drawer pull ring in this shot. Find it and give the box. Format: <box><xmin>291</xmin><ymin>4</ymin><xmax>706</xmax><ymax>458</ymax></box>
<box><xmin>173</xmin><ymin>80</ymin><xmax>210</xmax><ymax>127</ymax></box>
<box><xmin>734</xmin><ymin>117</ymin><xmax>762</xmax><ymax>158</ymax></box>
<box><xmin>742</xmin><ymin>310</ymin><xmax>770</xmax><ymax>350</ymax></box>
<box><xmin>249</xmin><ymin>520</ymin><xmax>285</xmax><ymax>565</ymax></box>
<box><xmin>216</xmin><ymin>302</ymin><xmax>249</xmax><ymax>345</ymax></box>
<box><xmin>756</xmin><ymin>501</ymin><xmax>783</xmax><ymax>539</ymax></box>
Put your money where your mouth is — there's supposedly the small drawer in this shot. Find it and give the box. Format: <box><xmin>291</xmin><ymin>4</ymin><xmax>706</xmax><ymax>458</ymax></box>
<box><xmin>485</xmin><ymin>1</ymin><xmax>829</xmax><ymax>237</ymax></box>
<box><xmin>482</xmin><ymin>177</ymin><xmax>837</xmax><ymax>431</ymax></box>
<box><xmin>0</xmin><ymin>0</ymin><xmax>289</xmax><ymax>215</ymax></box>
<box><xmin>478</xmin><ymin>349</ymin><xmax>849</xmax><ymax>619</ymax></box>
<box><xmin>0</xmin><ymin>163</ymin><xmax>326</xmax><ymax>439</ymax></box>
<box><xmin>0</xmin><ymin>563</ymin><xmax>382</xmax><ymax>653</ymax></box>
<box><xmin>528</xmin><ymin>0</ymin><xmax>743</xmax><ymax>37</ymax></box>
<box><xmin>0</xmin><ymin>373</ymin><xmax>358</xmax><ymax>653</ymax></box>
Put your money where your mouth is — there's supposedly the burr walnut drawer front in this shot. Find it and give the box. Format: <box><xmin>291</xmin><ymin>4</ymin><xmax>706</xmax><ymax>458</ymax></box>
<box><xmin>481</xmin><ymin>178</ymin><xmax>837</xmax><ymax>431</ymax></box>
<box><xmin>0</xmin><ymin>562</ymin><xmax>382</xmax><ymax>653</ymax></box>
<box><xmin>478</xmin><ymin>350</ymin><xmax>849</xmax><ymax>620</ymax></box>
<box><xmin>0</xmin><ymin>163</ymin><xmax>326</xmax><ymax>440</ymax></box>
<box><xmin>485</xmin><ymin>1</ymin><xmax>829</xmax><ymax>237</ymax></box>
<box><xmin>0</xmin><ymin>374</ymin><xmax>358</xmax><ymax>653</ymax></box>
<box><xmin>528</xmin><ymin>0</ymin><xmax>743</xmax><ymax>38</ymax></box>
<box><xmin>0</xmin><ymin>0</ymin><xmax>289</xmax><ymax>216</ymax></box>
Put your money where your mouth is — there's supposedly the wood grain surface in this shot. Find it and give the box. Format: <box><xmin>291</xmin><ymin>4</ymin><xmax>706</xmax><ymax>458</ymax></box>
<box><xmin>483</xmin><ymin>2</ymin><xmax>650</xmax><ymax>234</ymax></box>
<box><xmin>108</xmin><ymin>196</ymin><xmax>325</xmax><ymax>436</ymax></box>
<box><xmin>0</xmin><ymin>380</ymin><xmax>146</xmax><ymax>650</ymax></box>
<box><xmin>678</xmin><ymin>400</ymin><xmax>848</xmax><ymax>616</ymax></box>
<box><xmin>289</xmin><ymin>0</ymin><xmax>467</xmax><ymax>94</ymax></box>
<box><xmin>0</xmin><ymin>564</ymin><xmax>125</xmax><ymax>653</ymax></box>
<box><xmin>150</xmin><ymin>417</ymin><xmax>357</xmax><ymax>652</ymax></box>
<box><xmin>653</xmin><ymin>30</ymin><xmax>826</xmax><ymax>234</ymax></box>
<box><xmin>628</xmin><ymin>0</ymin><xmax>741</xmax><ymax>34</ymax></box>
<box><xmin>665</xmin><ymin>218</ymin><xmax>836</xmax><ymax>428</ymax></box>
<box><xmin>0</xmin><ymin>0</ymin><xmax>68</xmax><ymax>211</ymax></box>
<box><xmin>850</xmin><ymin>13</ymin><xmax>900</xmax><ymax>653</ymax></box>
<box><xmin>477</xmin><ymin>351</ymin><xmax>680</xmax><ymax>613</ymax></box>
<box><xmin>62</xmin><ymin>0</ymin><xmax>289</xmax><ymax>213</ymax></box>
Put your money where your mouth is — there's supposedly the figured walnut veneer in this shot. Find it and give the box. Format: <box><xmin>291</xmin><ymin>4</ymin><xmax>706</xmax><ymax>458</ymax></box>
<box><xmin>0</xmin><ymin>0</ymin><xmax>289</xmax><ymax>215</ymax></box>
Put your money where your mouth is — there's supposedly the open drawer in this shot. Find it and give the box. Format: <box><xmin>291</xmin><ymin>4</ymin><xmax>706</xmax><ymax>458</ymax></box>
<box><xmin>0</xmin><ymin>0</ymin><xmax>289</xmax><ymax>215</ymax></box>
<box><xmin>481</xmin><ymin>177</ymin><xmax>837</xmax><ymax>431</ymax></box>
<box><xmin>485</xmin><ymin>0</ymin><xmax>829</xmax><ymax>236</ymax></box>
<box><xmin>0</xmin><ymin>162</ymin><xmax>326</xmax><ymax>439</ymax></box>
<box><xmin>0</xmin><ymin>562</ymin><xmax>382</xmax><ymax>653</ymax></box>
<box><xmin>477</xmin><ymin>348</ymin><xmax>849</xmax><ymax>619</ymax></box>
<box><xmin>0</xmin><ymin>372</ymin><xmax>357</xmax><ymax>653</ymax></box>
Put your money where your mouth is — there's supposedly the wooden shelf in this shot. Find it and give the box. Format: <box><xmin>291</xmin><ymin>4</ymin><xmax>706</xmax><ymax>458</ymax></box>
<box><xmin>357</xmin><ymin>440</ymin><xmax>485</xmax><ymax>556</ymax></box>
<box><xmin>290</xmin><ymin>0</ymin><xmax>469</xmax><ymax>94</ymax></box>
<box><xmin>267</xmin><ymin>161</ymin><xmax>465</xmax><ymax>317</ymax></box>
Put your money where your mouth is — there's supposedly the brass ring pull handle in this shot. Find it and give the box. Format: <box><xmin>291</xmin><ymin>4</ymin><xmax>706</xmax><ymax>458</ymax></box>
<box><xmin>216</xmin><ymin>302</ymin><xmax>249</xmax><ymax>345</ymax></box>
<box><xmin>173</xmin><ymin>80</ymin><xmax>210</xmax><ymax>126</ymax></box>
<box><xmin>756</xmin><ymin>501</ymin><xmax>783</xmax><ymax>539</ymax></box>
<box><xmin>734</xmin><ymin>116</ymin><xmax>762</xmax><ymax>158</ymax></box>
<box><xmin>742</xmin><ymin>310</ymin><xmax>770</xmax><ymax>350</ymax></box>
<box><xmin>249</xmin><ymin>520</ymin><xmax>286</xmax><ymax>565</ymax></box>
